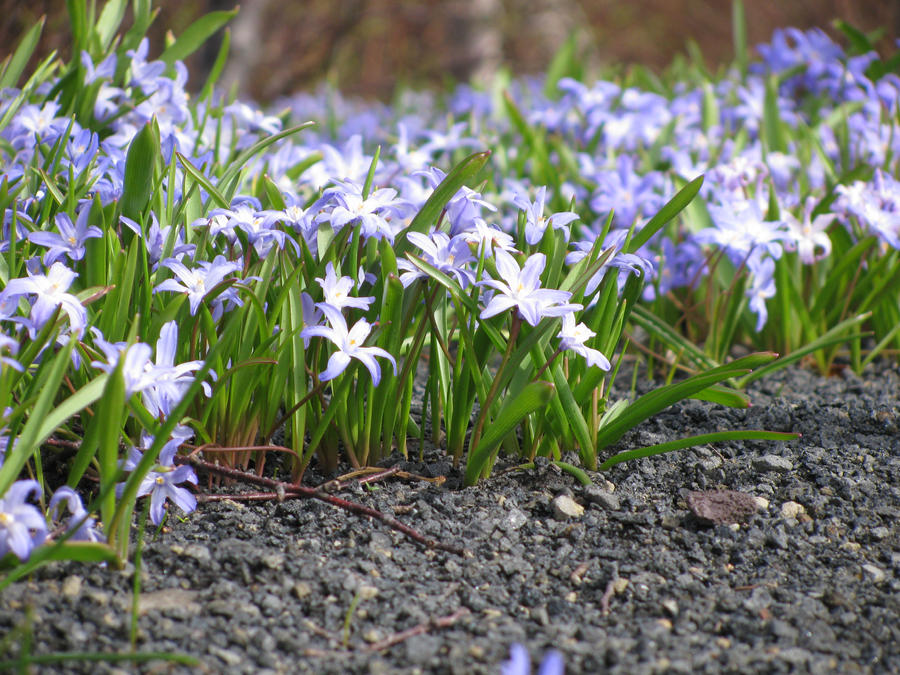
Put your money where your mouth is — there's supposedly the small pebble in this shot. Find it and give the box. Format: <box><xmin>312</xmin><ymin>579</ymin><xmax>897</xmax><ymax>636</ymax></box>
<box><xmin>780</xmin><ymin>501</ymin><xmax>807</xmax><ymax>519</ymax></box>
<box><xmin>583</xmin><ymin>485</ymin><xmax>620</xmax><ymax>511</ymax></box>
<box><xmin>61</xmin><ymin>575</ymin><xmax>83</xmax><ymax>598</ymax></box>
<box><xmin>552</xmin><ymin>495</ymin><xmax>584</xmax><ymax>520</ymax></box>
<box><xmin>753</xmin><ymin>454</ymin><xmax>793</xmax><ymax>473</ymax></box>
<box><xmin>862</xmin><ymin>564</ymin><xmax>886</xmax><ymax>583</ymax></box>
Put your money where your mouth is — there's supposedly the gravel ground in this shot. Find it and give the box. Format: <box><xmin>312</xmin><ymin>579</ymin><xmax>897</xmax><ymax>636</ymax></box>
<box><xmin>2</xmin><ymin>362</ymin><xmax>899</xmax><ymax>674</ymax></box>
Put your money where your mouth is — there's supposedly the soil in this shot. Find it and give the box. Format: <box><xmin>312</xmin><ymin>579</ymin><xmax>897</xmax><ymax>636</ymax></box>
<box><xmin>1</xmin><ymin>362</ymin><xmax>899</xmax><ymax>674</ymax></box>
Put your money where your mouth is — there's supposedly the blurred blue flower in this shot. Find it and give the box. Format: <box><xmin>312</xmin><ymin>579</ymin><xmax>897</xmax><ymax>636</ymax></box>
<box><xmin>500</xmin><ymin>643</ymin><xmax>564</xmax><ymax>675</ymax></box>
<box><xmin>0</xmin><ymin>480</ymin><xmax>47</xmax><ymax>561</ymax></box>
<box><xmin>48</xmin><ymin>486</ymin><xmax>104</xmax><ymax>543</ymax></box>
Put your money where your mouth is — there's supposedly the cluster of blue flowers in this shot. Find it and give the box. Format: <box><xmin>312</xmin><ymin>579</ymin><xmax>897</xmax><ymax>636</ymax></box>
<box><xmin>0</xmin><ymin>20</ymin><xmax>897</xmax><ymax>568</ymax></box>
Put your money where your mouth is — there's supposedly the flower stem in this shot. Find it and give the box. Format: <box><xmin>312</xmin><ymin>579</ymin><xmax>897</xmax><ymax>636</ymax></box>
<box><xmin>468</xmin><ymin>314</ymin><xmax>521</xmax><ymax>466</ymax></box>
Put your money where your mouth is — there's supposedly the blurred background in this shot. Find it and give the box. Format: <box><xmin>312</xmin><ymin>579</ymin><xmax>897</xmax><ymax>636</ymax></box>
<box><xmin>3</xmin><ymin>0</ymin><xmax>899</xmax><ymax>102</ymax></box>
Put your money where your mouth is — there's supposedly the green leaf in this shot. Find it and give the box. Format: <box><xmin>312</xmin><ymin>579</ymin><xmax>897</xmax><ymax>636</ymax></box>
<box><xmin>176</xmin><ymin>152</ymin><xmax>229</xmax><ymax>209</ymax></box>
<box><xmin>595</xmin><ymin>352</ymin><xmax>777</xmax><ymax>451</ymax></box>
<box><xmin>626</xmin><ymin>174</ymin><xmax>704</xmax><ymax>254</ymax></box>
<box><xmin>549</xmin><ymin>362</ymin><xmax>596</xmax><ymax>469</ymax></box>
<box><xmin>95</xmin><ymin>0</ymin><xmax>128</xmax><ymax>52</ymax></box>
<box><xmin>690</xmin><ymin>385</ymin><xmax>750</xmax><ymax>408</ymax></box>
<box><xmin>159</xmin><ymin>8</ymin><xmax>238</xmax><ymax>66</ymax></box>
<box><xmin>0</xmin><ymin>337</ymin><xmax>78</xmax><ymax>494</ymax></box>
<box><xmin>397</xmin><ymin>150</ymin><xmax>491</xmax><ymax>252</ymax></box>
<box><xmin>543</xmin><ymin>33</ymin><xmax>580</xmax><ymax>99</ymax></box>
<box><xmin>732</xmin><ymin>0</ymin><xmax>748</xmax><ymax>76</ymax></box>
<box><xmin>763</xmin><ymin>75</ymin><xmax>786</xmax><ymax>153</ymax></box>
<box><xmin>735</xmin><ymin>314</ymin><xmax>871</xmax><ymax>387</ymax></box>
<box><xmin>600</xmin><ymin>430</ymin><xmax>799</xmax><ymax>470</ymax></box>
<box><xmin>629</xmin><ymin>304</ymin><xmax>719</xmax><ymax>372</ymax></box>
<box><xmin>465</xmin><ymin>381</ymin><xmax>555</xmax><ymax>486</ymax></box>
<box><xmin>199</xmin><ymin>27</ymin><xmax>231</xmax><ymax>102</ymax></box>
<box><xmin>0</xmin><ymin>15</ymin><xmax>44</xmax><ymax>89</ymax></box>
<box><xmin>120</xmin><ymin>119</ymin><xmax>160</xmax><ymax>222</ymax></box>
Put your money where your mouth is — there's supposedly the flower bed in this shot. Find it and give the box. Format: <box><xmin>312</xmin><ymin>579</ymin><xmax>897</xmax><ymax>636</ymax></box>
<box><xmin>1</xmin><ymin>2</ymin><xmax>899</xmax><ymax>671</ymax></box>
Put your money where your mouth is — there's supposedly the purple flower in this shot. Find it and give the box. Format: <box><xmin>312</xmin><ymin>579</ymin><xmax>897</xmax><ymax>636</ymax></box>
<box><xmin>1</xmin><ymin>262</ymin><xmax>88</xmax><ymax>338</ymax></box>
<box><xmin>747</xmin><ymin>256</ymin><xmax>777</xmax><ymax>331</ymax></box>
<box><xmin>315</xmin><ymin>262</ymin><xmax>375</xmax><ymax>311</ymax></box>
<box><xmin>89</xmin><ymin>329</ymin><xmax>156</xmax><ymax>397</ymax></box>
<box><xmin>557</xmin><ymin>314</ymin><xmax>610</xmax><ymax>370</ymax></box>
<box><xmin>141</xmin><ymin>321</ymin><xmax>211</xmax><ymax>419</ymax></box>
<box><xmin>154</xmin><ymin>255</ymin><xmax>243</xmax><ymax>316</ymax></box>
<box><xmin>28</xmin><ymin>206</ymin><xmax>103</xmax><ymax>266</ymax></box>
<box><xmin>783</xmin><ymin>197</ymin><xmax>834</xmax><ymax>265</ymax></box>
<box><xmin>501</xmin><ymin>643</ymin><xmax>564</xmax><ymax>675</ymax></box>
<box><xmin>479</xmin><ymin>249</ymin><xmax>581</xmax><ymax>327</ymax></box>
<box><xmin>513</xmin><ymin>186</ymin><xmax>580</xmax><ymax>246</ymax></box>
<box><xmin>121</xmin><ymin>213</ymin><xmax>195</xmax><ymax>270</ymax></box>
<box><xmin>300</xmin><ymin>304</ymin><xmax>397</xmax><ymax>386</ymax></box>
<box><xmin>700</xmin><ymin>196</ymin><xmax>787</xmax><ymax>267</ymax></box>
<box><xmin>462</xmin><ymin>218</ymin><xmax>517</xmax><ymax>257</ymax></box>
<box><xmin>316</xmin><ymin>180</ymin><xmax>408</xmax><ymax>242</ymax></box>
<box><xmin>210</xmin><ymin>197</ymin><xmax>298</xmax><ymax>257</ymax></box>
<box><xmin>588</xmin><ymin>155</ymin><xmax>664</xmax><ymax>229</ymax></box>
<box><xmin>399</xmin><ymin>231</ymin><xmax>477</xmax><ymax>288</ymax></box>
<box><xmin>48</xmin><ymin>486</ymin><xmax>104</xmax><ymax>543</ymax></box>
<box><xmin>120</xmin><ymin>427</ymin><xmax>197</xmax><ymax>526</ymax></box>
<box><xmin>126</xmin><ymin>38</ymin><xmax>167</xmax><ymax>94</ymax></box>
<box><xmin>0</xmin><ymin>480</ymin><xmax>47</xmax><ymax>561</ymax></box>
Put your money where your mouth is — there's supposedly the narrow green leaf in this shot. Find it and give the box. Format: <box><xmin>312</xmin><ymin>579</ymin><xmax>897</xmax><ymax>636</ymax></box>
<box><xmin>690</xmin><ymin>385</ymin><xmax>750</xmax><ymax>408</ymax></box>
<box><xmin>159</xmin><ymin>8</ymin><xmax>238</xmax><ymax>66</ymax></box>
<box><xmin>0</xmin><ymin>337</ymin><xmax>77</xmax><ymax>494</ymax></box>
<box><xmin>465</xmin><ymin>381</ymin><xmax>554</xmax><ymax>486</ymax></box>
<box><xmin>736</xmin><ymin>314</ymin><xmax>871</xmax><ymax>387</ymax></box>
<box><xmin>120</xmin><ymin>120</ymin><xmax>160</xmax><ymax>222</ymax></box>
<box><xmin>595</xmin><ymin>352</ymin><xmax>777</xmax><ymax>450</ymax></box>
<box><xmin>199</xmin><ymin>27</ymin><xmax>231</xmax><ymax>102</ymax></box>
<box><xmin>627</xmin><ymin>174</ymin><xmax>704</xmax><ymax>254</ymax></box>
<box><xmin>549</xmin><ymin>361</ymin><xmax>596</xmax><ymax>469</ymax></box>
<box><xmin>398</xmin><ymin>150</ymin><xmax>491</xmax><ymax>252</ymax></box>
<box><xmin>176</xmin><ymin>152</ymin><xmax>229</xmax><ymax>209</ymax></box>
<box><xmin>600</xmin><ymin>430</ymin><xmax>799</xmax><ymax>470</ymax></box>
<box><xmin>0</xmin><ymin>15</ymin><xmax>44</xmax><ymax>89</ymax></box>
<box><xmin>95</xmin><ymin>0</ymin><xmax>127</xmax><ymax>52</ymax></box>
<box><xmin>732</xmin><ymin>0</ymin><xmax>748</xmax><ymax>76</ymax></box>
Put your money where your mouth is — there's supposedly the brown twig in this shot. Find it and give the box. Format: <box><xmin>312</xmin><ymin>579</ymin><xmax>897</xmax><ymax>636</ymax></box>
<box><xmin>600</xmin><ymin>578</ymin><xmax>617</xmax><ymax>616</ymax></box>
<box><xmin>366</xmin><ymin>607</ymin><xmax>470</xmax><ymax>653</ymax></box>
<box><xmin>175</xmin><ymin>454</ymin><xmax>469</xmax><ymax>556</ymax></box>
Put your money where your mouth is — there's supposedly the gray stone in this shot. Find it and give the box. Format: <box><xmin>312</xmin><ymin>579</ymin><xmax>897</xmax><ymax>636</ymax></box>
<box><xmin>753</xmin><ymin>454</ymin><xmax>793</xmax><ymax>473</ymax></box>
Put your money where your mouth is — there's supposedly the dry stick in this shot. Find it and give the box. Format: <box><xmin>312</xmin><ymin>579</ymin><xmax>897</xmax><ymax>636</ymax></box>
<box><xmin>600</xmin><ymin>578</ymin><xmax>617</xmax><ymax>616</ymax></box>
<box><xmin>175</xmin><ymin>455</ymin><xmax>469</xmax><ymax>556</ymax></box>
<box><xmin>366</xmin><ymin>608</ymin><xmax>470</xmax><ymax>653</ymax></box>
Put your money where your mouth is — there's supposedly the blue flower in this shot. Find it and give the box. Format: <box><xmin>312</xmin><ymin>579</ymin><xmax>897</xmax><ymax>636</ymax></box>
<box><xmin>301</xmin><ymin>304</ymin><xmax>397</xmax><ymax>386</ymax></box>
<box><xmin>500</xmin><ymin>643</ymin><xmax>564</xmax><ymax>675</ymax></box>
<box><xmin>557</xmin><ymin>313</ymin><xmax>610</xmax><ymax>371</ymax></box>
<box><xmin>154</xmin><ymin>255</ymin><xmax>243</xmax><ymax>317</ymax></box>
<box><xmin>479</xmin><ymin>249</ymin><xmax>581</xmax><ymax>327</ymax></box>
<box><xmin>28</xmin><ymin>206</ymin><xmax>103</xmax><ymax>266</ymax></box>
<box><xmin>512</xmin><ymin>185</ymin><xmax>580</xmax><ymax>246</ymax></box>
<box><xmin>315</xmin><ymin>262</ymin><xmax>375</xmax><ymax>311</ymax></box>
<box><xmin>0</xmin><ymin>480</ymin><xmax>47</xmax><ymax>561</ymax></box>
<box><xmin>1</xmin><ymin>262</ymin><xmax>88</xmax><ymax>338</ymax></box>
<box><xmin>48</xmin><ymin>486</ymin><xmax>104</xmax><ymax>543</ymax></box>
<box><xmin>119</xmin><ymin>428</ymin><xmax>197</xmax><ymax>526</ymax></box>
